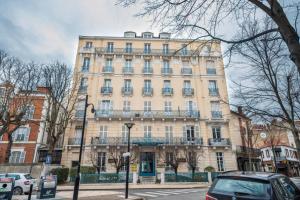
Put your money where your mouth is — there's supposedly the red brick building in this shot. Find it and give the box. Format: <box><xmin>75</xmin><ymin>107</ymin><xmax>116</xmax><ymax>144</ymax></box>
<box><xmin>0</xmin><ymin>87</ymin><xmax>61</xmax><ymax>164</ymax></box>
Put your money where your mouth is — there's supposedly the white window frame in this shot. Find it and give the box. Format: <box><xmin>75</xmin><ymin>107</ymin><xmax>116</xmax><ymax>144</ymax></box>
<box><xmin>12</xmin><ymin>127</ymin><xmax>30</xmax><ymax>142</ymax></box>
<box><xmin>216</xmin><ymin>152</ymin><xmax>224</xmax><ymax>171</ymax></box>
<box><xmin>9</xmin><ymin>149</ymin><xmax>26</xmax><ymax>164</ymax></box>
<box><xmin>144</xmin><ymin>126</ymin><xmax>152</xmax><ymax>138</ymax></box>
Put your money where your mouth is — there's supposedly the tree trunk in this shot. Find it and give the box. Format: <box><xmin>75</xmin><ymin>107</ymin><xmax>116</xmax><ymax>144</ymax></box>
<box><xmin>267</xmin><ymin>0</ymin><xmax>300</xmax><ymax>74</ymax></box>
<box><xmin>5</xmin><ymin>134</ymin><xmax>13</xmax><ymax>163</ymax></box>
<box><xmin>192</xmin><ymin>168</ymin><xmax>195</xmax><ymax>180</ymax></box>
<box><xmin>174</xmin><ymin>167</ymin><xmax>178</xmax><ymax>181</ymax></box>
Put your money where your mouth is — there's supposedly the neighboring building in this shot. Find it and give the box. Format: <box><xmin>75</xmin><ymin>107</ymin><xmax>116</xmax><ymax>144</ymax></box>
<box><xmin>253</xmin><ymin>124</ymin><xmax>300</xmax><ymax>176</ymax></box>
<box><xmin>62</xmin><ymin>31</ymin><xmax>238</xmax><ymax>181</ymax></box>
<box><xmin>0</xmin><ymin>87</ymin><xmax>63</xmax><ymax>165</ymax></box>
<box><xmin>230</xmin><ymin>108</ymin><xmax>261</xmax><ymax>171</ymax></box>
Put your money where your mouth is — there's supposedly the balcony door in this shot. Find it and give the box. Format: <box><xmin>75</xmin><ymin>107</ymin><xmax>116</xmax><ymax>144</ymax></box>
<box><xmin>100</xmin><ymin>100</ymin><xmax>112</xmax><ymax>115</ymax></box>
<box><xmin>212</xmin><ymin>127</ymin><xmax>221</xmax><ymax>142</ymax></box>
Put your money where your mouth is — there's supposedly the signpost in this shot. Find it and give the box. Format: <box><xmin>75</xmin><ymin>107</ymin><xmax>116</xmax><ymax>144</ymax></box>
<box><xmin>37</xmin><ymin>175</ymin><xmax>57</xmax><ymax>199</ymax></box>
<box><xmin>0</xmin><ymin>177</ymin><xmax>14</xmax><ymax>200</ymax></box>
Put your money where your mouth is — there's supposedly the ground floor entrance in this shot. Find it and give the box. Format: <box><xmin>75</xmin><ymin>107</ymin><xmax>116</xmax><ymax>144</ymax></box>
<box><xmin>139</xmin><ymin>152</ymin><xmax>155</xmax><ymax>176</ymax></box>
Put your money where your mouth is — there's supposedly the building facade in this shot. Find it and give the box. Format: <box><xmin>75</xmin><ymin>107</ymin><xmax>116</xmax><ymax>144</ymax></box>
<box><xmin>253</xmin><ymin>124</ymin><xmax>300</xmax><ymax>176</ymax></box>
<box><xmin>62</xmin><ymin>32</ymin><xmax>238</xmax><ymax>179</ymax></box>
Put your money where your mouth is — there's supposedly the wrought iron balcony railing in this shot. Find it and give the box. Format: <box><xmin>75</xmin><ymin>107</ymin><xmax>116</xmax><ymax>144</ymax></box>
<box><xmin>142</xmin><ymin>68</ymin><xmax>153</xmax><ymax>74</ymax></box>
<box><xmin>162</xmin><ymin>88</ymin><xmax>173</xmax><ymax>96</ymax></box>
<box><xmin>236</xmin><ymin>146</ymin><xmax>261</xmax><ymax>157</ymax></box>
<box><xmin>181</xmin><ymin>68</ymin><xmax>192</xmax><ymax>75</ymax></box>
<box><xmin>122</xmin><ymin>67</ymin><xmax>134</xmax><ymax>74</ymax></box>
<box><xmin>207</xmin><ymin>68</ymin><xmax>216</xmax><ymax>75</ymax></box>
<box><xmin>182</xmin><ymin>88</ymin><xmax>194</xmax><ymax>96</ymax></box>
<box><xmin>209</xmin><ymin>88</ymin><xmax>219</xmax><ymax>96</ymax></box>
<box><xmin>91</xmin><ymin>137</ymin><xmax>203</xmax><ymax>146</ymax></box>
<box><xmin>78</xmin><ymin>86</ymin><xmax>87</xmax><ymax>93</ymax></box>
<box><xmin>93</xmin><ymin>110</ymin><xmax>200</xmax><ymax>119</ymax></box>
<box><xmin>68</xmin><ymin>137</ymin><xmax>84</xmax><ymax>145</ymax></box>
<box><xmin>161</xmin><ymin>68</ymin><xmax>173</xmax><ymax>75</ymax></box>
<box><xmin>122</xmin><ymin>87</ymin><xmax>133</xmax><ymax>96</ymax></box>
<box><xmin>95</xmin><ymin>47</ymin><xmax>200</xmax><ymax>57</ymax></box>
<box><xmin>142</xmin><ymin>87</ymin><xmax>153</xmax><ymax>96</ymax></box>
<box><xmin>208</xmin><ymin>138</ymin><xmax>230</xmax><ymax>146</ymax></box>
<box><xmin>211</xmin><ymin>111</ymin><xmax>222</xmax><ymax>119</ymax></box>
<box><xmin>102</xmin><ymin>66</ymin><xmax>114</xmax><ymax>73</ymax></box>
<box><xmin>101</xmin><ymin>87</ymin><xmax>113</xmax><ymax>95</ymax></box>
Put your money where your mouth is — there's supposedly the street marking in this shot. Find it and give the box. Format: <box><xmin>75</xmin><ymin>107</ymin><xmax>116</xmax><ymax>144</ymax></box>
<box><xmin>133</xmin><ymin>193</ymin><xmax>158</xmax><ymax>197</ymax></box>
<box><xmin>144</xmin><ymin>191</ymin><xmax>169</xmax><ymax>196</ymax></box>
<box><xmin>155</xmin><ymin>191</ymin><xmax>182</xmax><ymax>194</ymax></box>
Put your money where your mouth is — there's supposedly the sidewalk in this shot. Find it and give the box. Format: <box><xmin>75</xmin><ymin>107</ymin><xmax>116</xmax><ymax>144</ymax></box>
<box><xmin>57</xmin><ymin>182</ymin><xmax>210</xmax><ymax>191</ymax></box>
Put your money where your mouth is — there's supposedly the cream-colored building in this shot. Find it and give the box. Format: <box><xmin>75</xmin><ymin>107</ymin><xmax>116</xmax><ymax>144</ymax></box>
<box><xmin>62</xmin><ymin>32</ymin><xmax>238</xmax><ymax>180</ymax></box>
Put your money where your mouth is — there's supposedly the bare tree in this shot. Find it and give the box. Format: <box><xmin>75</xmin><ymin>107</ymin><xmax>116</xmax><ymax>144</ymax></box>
<box><xmin>118</xmin><ymin>0</ymin><xmax>300</xmax><ymax>74</ymax></box>
<box><xmin>41</xmin><ymin>62</ymin><xmax>80</xmax><ymax>158</ymax></box>
<box><xmin>0</xmin><ymin>50</ymin><xmax>40</xmax><ymax>163</ymax></box>
<box><xmin>158</xmin><ymin>146</ymin><xmax>182</xmax><ymax>177</ymax></box>
<box><xmin>183</xmin><ymin>145</ymin><xmax>203</xmax><ymax>178</ymax></box>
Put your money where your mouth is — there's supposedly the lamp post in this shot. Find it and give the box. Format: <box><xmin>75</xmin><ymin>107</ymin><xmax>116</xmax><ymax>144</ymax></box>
<box><xmin>73</xmin><ymin>95</ymin><xmax>95</xmax><ymax>200</ymax></box>
<box><xmin>124</xmin><ymin>122</ymin><xmax>134</xmax><ymax>199</ymax></box>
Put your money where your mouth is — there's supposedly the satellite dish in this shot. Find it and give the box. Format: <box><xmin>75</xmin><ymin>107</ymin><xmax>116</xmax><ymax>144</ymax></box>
<box><xmin>260</xmin><ymin>132</ymin><xmax>267</xmax><ymax>139</ymax></box>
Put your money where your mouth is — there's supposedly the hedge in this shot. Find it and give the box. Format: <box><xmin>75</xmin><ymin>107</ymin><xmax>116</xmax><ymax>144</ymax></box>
<box><xmin>69</xmin><ymin>166</ymin><xmax>96</xmax><ymax>177</ymax></box>
<box><xmin>50</xmin><ymin>167</ymin><xmax>69</xmax><ymax>184</ymax></box>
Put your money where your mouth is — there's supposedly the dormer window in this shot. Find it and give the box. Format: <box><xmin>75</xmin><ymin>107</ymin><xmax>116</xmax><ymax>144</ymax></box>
<box><xmin>124</xmin><ymin>31</ymin><xmax>136</xmax><ymax>38</ymax></box>
<box><xmin>142</xmin><ymin>32</ymin><xmax>153</xmax><ymax>38</ymax></box>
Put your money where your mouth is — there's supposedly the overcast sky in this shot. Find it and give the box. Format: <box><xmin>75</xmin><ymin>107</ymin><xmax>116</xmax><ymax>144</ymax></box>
<box><xmin>0</xmin><ymin>0</ymin><xmax>158</xmax><ymax>65</ymax></box>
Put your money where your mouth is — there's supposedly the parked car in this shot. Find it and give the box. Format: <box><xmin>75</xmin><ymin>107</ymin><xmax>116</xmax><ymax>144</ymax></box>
<box><xmin>206</xmin><ymin>171</ymin><xmax>300</xmax><ymax>200</ymax></box>
<box><xmin>291</xmin><ymin>177</ymin><xmax>300</xmax><ymax>190</ymax></box>
<box><xmin>0</xmin><ymin>173</ymin><xmax>37</xmax><ymax>195</ymax></box>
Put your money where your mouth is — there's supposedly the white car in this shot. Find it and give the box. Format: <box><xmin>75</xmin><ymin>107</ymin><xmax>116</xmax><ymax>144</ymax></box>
<box><xmin>0</xmin><ymin>173</ymin><xmax>37</xmax><ymax>195</ymax></box>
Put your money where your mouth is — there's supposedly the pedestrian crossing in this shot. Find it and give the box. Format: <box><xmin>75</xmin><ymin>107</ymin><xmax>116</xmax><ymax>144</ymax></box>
<box><xmin>118</xmin><ymin>189</ymin><xmax>201</xmax><ymax>199</ymax></box>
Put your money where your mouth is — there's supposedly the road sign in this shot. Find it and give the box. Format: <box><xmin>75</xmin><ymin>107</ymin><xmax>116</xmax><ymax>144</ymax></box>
<box><xmin>131</xmin><ymin>164</ymin><xmax>137</xmax><ymax>172</ymax></box>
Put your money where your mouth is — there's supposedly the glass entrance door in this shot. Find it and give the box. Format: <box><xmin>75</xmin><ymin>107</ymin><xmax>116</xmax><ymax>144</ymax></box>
<box><xmin>139</xmin><ymin>152</ymin><xmax>155</xmax><ymax>176</ymax></box>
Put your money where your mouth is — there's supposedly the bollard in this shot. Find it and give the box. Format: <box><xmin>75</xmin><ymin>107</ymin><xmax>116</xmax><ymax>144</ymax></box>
<box><xmin>28</xmin><ymin>184</ymin><xmax>33</xmax><ymax>200</ymax></box>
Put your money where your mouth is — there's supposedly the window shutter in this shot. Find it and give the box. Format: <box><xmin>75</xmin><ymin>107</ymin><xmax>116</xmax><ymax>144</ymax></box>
<box><xmin>182</xmin><ymin>125</ymin><xmax>186</xmax><ymax>138</ymax></box>
<box><xmin>195</xmin><ymin>125</ymin><xmax>200</xmax><ymax>138</ymax></box>
<box><xmin>20</xmin><ymin>151</ymin><xmax>26</xmax><ymax>163</ymax></box>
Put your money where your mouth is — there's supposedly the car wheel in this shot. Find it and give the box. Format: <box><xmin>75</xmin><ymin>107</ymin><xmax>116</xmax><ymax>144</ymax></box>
<box><xmin>13</xmin><ymin>187</ymin><xmax>23</xmax><ymax>195</ymax></box>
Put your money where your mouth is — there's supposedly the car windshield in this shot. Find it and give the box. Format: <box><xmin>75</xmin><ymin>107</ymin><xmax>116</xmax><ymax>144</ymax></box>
<box><xmin>212</xmin><ymin>178</ymin><xmax>270</xmax><ymax>197</ymax></box>
<box><xmin>24</xmin><ymin>174</ymin><xmax>34</xmax><ymax>179</ymax></box>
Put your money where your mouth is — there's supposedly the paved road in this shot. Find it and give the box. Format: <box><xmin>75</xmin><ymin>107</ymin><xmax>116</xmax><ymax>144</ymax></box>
<box><xmin>122</xmin><ymin>188</ymin><xmax>208</xmax><ymax>200</ymax></box>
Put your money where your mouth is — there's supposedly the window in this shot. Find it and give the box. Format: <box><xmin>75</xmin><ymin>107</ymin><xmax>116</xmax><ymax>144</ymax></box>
<box><xmin>216</xmin><ymin>152</ymin><xmax>224</xmax><ymax>171</ymax></box>
<box><xmin>206</xmin><ymin>60</ymin><xmax>216</xmax><ymax>75</ymax></box>
<box><xmin>181</xmin><ymin>44</ymin><xmax>188</xmax><ymax>55</ymax></box>
<box><xmin>100</xmin><ymin>100</ymin><xmax>113</xmax><ymax>113</ymax></box>
<box><xmin>163</xmin><ymin>60</ymin><xmax>170</xmax><ymax>69</ymax></box>
<box><xmin>85</xmin><ymin>42</ymin><xmax>92</xmax><ymax>48</ymax></box>
<box><xmin>208</xmin><ymin>80</ymin><xmax>218</xmax><ymax>96</ymax></box>
<box><xmin>144</xmin><ymin>101</ymin><xmax>151</xmax><ymax>112</ymax></box>
<box><xmin>166</xmin><ymin>152</ymin><xmax>174</xmax><ymax>170</ymax></box>
<box><xmin>212</xmin><ymin>127</ymin><xmax>221</xmax><ymax>140</ymax></box>
<box><xmin>12</xmin><ymin>127</ymin><xmax>30</xmax><ymax>142</ymax></box>
<box><xmin>104</xmin><ymin>79</ymin><xmax>111</xmax><ymax>87</ymax></box>
<box><xmin>163</xmin><ymin>80</ymin><xmax>171</xmax><ymax>88</ymax></box>
<box><xmin>124</xmin><ymin>79</ymin><xmax>132</xmax><ymax>89</ymax></box>
<box><xmin>106</xmin><ymin>58</ymin><xmax>113</xmax><ymax>67</ymax></box>
<box><xmin>165</xmin><ymin>126</ymin><xmax>173</xmax><ymax>143</ymax></box>
<box><xmin>266</xmin><ymin>149</ymin><xmax>270</xmax><ymax>158</ymax></box>
<box><xmin>186</xmin><ymin>101</ymin><xmax>197</xmax><ymax>113</ymax></box>
<box><xmin>82</xmin><ymin>57</ymin><xmax>90</xmax><ymax>72</ymax></box>
<box><xmin>144</xmin><ymin>43</ymin><xmax>151</xmax><ymax>53</ymax></box>
<box><xmin>9</xmin><ymin>150</ymin><xmax>26</xmax><ymax>163</ymax></box>
<box><xmin>24</xmin><ymin>105</ymin><xmax>35</xmax><ymax>120</ymax></box>
<box><xmin>123</xmin><ymin>101</ymin><xmax>131</xmax><ymax>112</ymax></box>
<box><xmin>184</xmin><ymin>80</ymin><xmax>191</xmax><ymax>88</ymax></box>
<box><xmin>144</xmin><ymin>60</ymin><xmax>151</xmax><ymax>69</ymax></box>
<box><xmin>97</xmin><ymin>152</ymin><xmax>106</xmax><ymax>172</ymax></box>
<box><xmin>163</xmin><ymin>44</ymin><xmax>169</xmax><ymax>54</ymax></box>
<box><xmin>74</xmin><ymin>127</ymin><xmax>82</xmax><ymax>140</ymax></box>
<box><xmin>144</xmin><ymin>80</ymin><xmax>151</xmax><ymax>89</ymax></box>
<box><xmin>79</xmin><ymin>78</ymin><xmax>88</xmax><ymax>90</ymax></box>
<box><xmin>144</xmin><ymin>126</ymin><xmax>152</xmax><ymax>138</ymax></box>
<box><xmin>99</xmin><ymin>126</ymin><xmax>108</xmax><ymax>142</ymax></box>
<box><xmin>285</xmin><ymin>149</ymin><xmax>289</xmax><ymax>157</ymax></box>
<box><xmin>211</xmin><ymin>101</ymin><xmax>220</xmax><ymax>112</ymax></box>
<box><xmin>125</xmin><ymin>43</ymin><xmax>132</xmax><ymax>53</ymax></box>
<box><xmin>164</xmin><ymin>101</ymin><xmax>172</xmax><ymax>114</ymax></box>
<box><xmin>143</xmin><ymin>32</ymin><xmax>153</xmax><ymax>38</ymax></box>
<box><xmin>107</xmin><ymin>42</ymin><xmax>114</xmax><ymax>52</ymax></box>
<box><xmin>125</xmin><ymin>59</ymin><xmax>132</xmax><ymax>68</ymax></box>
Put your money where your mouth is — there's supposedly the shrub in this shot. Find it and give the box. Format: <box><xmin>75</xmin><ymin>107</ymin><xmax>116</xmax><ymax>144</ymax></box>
<box><xmin>50</xmin><ymin>167</ymin><xmax>69</xmax><ymax>184</ymax></box>
<box><xmin>204</xmin><ymin>166</ymin><xmax>215</xmax><ymax>172</ymax></box>
<box><xmin>69</xmin><ymin>166</ymin><xmax>96</xmax><ymax>178</ymax></box>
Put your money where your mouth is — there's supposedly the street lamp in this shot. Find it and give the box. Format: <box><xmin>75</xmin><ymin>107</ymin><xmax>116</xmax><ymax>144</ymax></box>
<box><xmin>124</xmin><ymin>122</ymin><xmax>134</xmax><ymax>199</ymax></box>
<box><xmin>73</xmin><ymin>95</ymin><xmax>95</xmax><ymax>200</ymax></box>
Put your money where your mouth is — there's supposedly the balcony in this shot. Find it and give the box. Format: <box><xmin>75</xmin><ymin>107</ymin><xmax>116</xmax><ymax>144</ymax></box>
<box><xmin>142</xmin><ymin>87</ymin><xmax>153</xmax><ymax>96</ymax></box>
<box><xmin>182</xmin><ymin>88</ymin><xmax>194</xmax><ymax>96</ymax></box>
<box><xmin>105</xmin><ymin>48</ymin><xmax>114</xmax><ymax>53</ymax></box>
<box><xmin>101</xmin><ymin>87</ymin><xmax>113</xmax><ymax>95</ymax></box>
<box><xmin>94</xmin><ymin>110</ymin><xmax>200</xmax><ymax>119</ymax></box>
<box><xmin>208</xmin><ymin>138</ymin><xmax>230</xmax><ymax>146</ymax></box>
<box><xmin>181</xmin><ymin>68</ymin><xmax>192</xmax><ymax>75</ymax></box>
<box><xmin>122</xmin><ymin>87</ymin><xmax>133</xmax><ymax>96</ymax></box>
<box><xmin>161</xmin><ymin>68</ymin><xmax>173</xmax><ymax>75</ymax></box>
<box><xmin>209</xmin><ymin>88</ymin><xmax>219</xmax><ymax>96</ymax></box>
<box><xmin>80</xmin><ymin>47</ymin><xmax>94</xmax><ymax>53</ymax></box>
<box><xmin>78</xmin><ymin>86</ymin><xmax>87</xmax><ymax>93</ymax></box>
<box><xmin>91</xmin><ymin>137</ymin><xmax>203</xmax><ymax>146</ymax></box>
<box><xmin>274</xmin><ymin>156</ymin><xmax>287</xmax><ymax>162</ymax></box>
<box><xmin>122</xmin><ymin>67</ymin><xmax>134</xmax><ymax>74</ymax></box>
<box><xmin>236</xmin><ymin>146</ymin><xmax>261</xmax><ymax>157</ymax></box>
<box><xmin>207</xmin><ymin>68</ymin><xmax>216</xmax><ymax>75</ymax></box>
<box><xmin>124</xmin><ymin>48</ymin><xmax>133</xmax><ymax>54</ymax></box>
<box><xmin>102</xmin><ymin>66</ymin><xmax>114</xmax><ymax>73</ymax></box>
<box><xmin>68</xmin><ymin>138</ymin><xmax>84</xmax><ymax>145</ymax></box>
<box><xmin>162</xmin><ymin>88</ymin><xmax>173</xmax><ymax>96</ymax></box>
<box><xmin>211</xmin><ymin>111</ymin><xmax>222</xmax><ymax>119</ymax></box>
<box><xmin>95</xmin><ymin>47</ymin><xmax>200</xmax><ymax>57</ymax></box>
<box><xmin>142</xmin><ymin>68</ymin><xmax>153</xmax><ymax>74</ymax></box>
